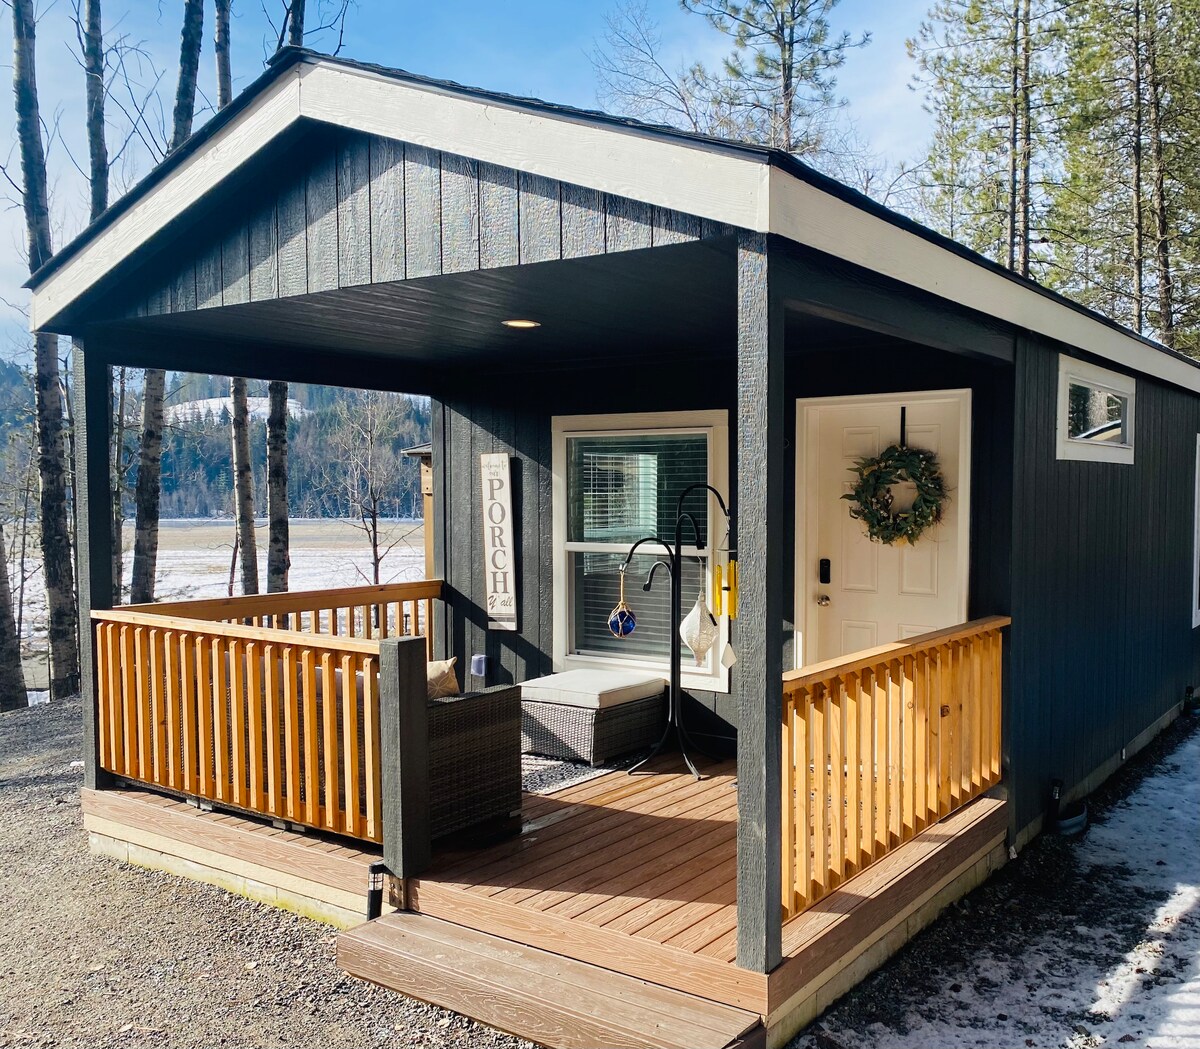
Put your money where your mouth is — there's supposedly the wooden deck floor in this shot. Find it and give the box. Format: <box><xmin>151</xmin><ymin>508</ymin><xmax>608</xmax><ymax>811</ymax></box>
<box><xmin>407</xmin><ymin>757</ymin><xmax>767</xmax><ymax>1010</ymax></box>
<box><xmin>406</xmin><ymin>759</ymin><xmax>1008</xmax><ymax>1021</ymax></box>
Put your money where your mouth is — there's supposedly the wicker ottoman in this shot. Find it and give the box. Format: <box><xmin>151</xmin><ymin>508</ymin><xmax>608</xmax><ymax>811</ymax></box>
<box><xmin>520</xmin><ymin>670</ymin><xmax>667</xmax><ymax>766</ymax></box>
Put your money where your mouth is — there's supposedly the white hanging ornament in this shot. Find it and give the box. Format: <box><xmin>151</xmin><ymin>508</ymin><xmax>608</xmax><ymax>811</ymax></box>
<box><xmin>680</xmin><ymin>590</ymin><xmax>719</xmax><ymax>666</ymax></box>
<box><xmin>721</xmin><ymin>641</ymin><xmax>738</xmax><ymax>668</ymax></box>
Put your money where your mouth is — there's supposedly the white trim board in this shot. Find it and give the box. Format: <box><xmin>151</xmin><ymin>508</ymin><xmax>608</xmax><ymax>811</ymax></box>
<box><xmin>793</xmin><ymin>389</ymin><xmax>973</xmax><ymax>670</ymax></box>
<box><xmin>27</xmin><ymin>56</ymin><xmax>1200</xmax><ymax>401</ymax></box>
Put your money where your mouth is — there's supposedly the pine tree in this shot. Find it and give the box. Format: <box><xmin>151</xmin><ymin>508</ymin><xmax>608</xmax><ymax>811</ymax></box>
<box><xmin>908</xmin><ymin>0</ymin><xmax>1061</xmax><ymax>277</ymax></box>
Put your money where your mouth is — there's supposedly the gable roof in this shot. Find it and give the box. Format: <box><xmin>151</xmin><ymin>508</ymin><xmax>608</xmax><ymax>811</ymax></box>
<box><xmin>26</xmin><ymin>47</ymin><xmax>1200</xmax><ymax>395</ymax></box>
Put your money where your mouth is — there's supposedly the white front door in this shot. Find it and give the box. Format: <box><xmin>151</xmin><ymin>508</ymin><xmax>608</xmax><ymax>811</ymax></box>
<box><xmin>796</xmin><ymin>390</ymin><xmax>971</xmax><ymax>667</ymax></box>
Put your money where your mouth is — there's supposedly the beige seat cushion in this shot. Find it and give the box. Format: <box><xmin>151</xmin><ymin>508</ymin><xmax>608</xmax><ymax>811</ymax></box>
<box><xmin>521</xmin><ymin>669</ymin><xmax>665</xmax><ymax>710</ymax></box>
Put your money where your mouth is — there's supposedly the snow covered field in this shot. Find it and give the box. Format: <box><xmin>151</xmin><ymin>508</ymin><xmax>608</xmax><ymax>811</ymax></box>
<box><xmin>11</xmin><ymin>518</ymin><xmax>425</xmax><ymax>687</ymax></box>
<box><xmin>794</xmin><ymin>721</ymin><xmax>1200</xmax><ymax>1049</ymax></box>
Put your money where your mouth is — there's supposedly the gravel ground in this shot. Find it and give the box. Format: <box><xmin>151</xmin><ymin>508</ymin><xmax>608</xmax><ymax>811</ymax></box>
<box><xmin>7</xmin><ymin>695</ymin><xmax>1196</xmax><ymax>1049</ymax></box>
<box><xmin>0</xmin><ymin>697</ymin><xmax>532</xmax><ymax>1049</ymax></box>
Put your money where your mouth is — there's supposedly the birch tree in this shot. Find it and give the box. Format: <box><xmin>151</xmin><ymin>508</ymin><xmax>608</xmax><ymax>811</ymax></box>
<box><xmin>11</xmin><ymin>0</ymin><xmax>80</xmax><ymax>698</ymax></box>
<box><xmin>0</xmin><ymin>521</ymin><xmax>25</xmax><ymax>710</ymax></box>
<box><xmin>129</xmin><ymin>0</ymin><xmax>203</xmax><ymax>604</ymax></box>
<box><xmin>265</xmin><ymin>0</ymin><xmax>307</xmax><ymax>592</ymax></box>
<box><xmin>213</xmin><ymin>0</ymin><xmax>260</xmax><ymax>595</ymax></box>
<box><xmin>266</xmin><ymin>381</ymin><xmax>290</xmax><ymax>592</ymax></box>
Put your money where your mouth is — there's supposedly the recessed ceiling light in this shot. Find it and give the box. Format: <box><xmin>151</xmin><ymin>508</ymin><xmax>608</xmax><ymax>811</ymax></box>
<box><xmin>501</xmin><ymin>318</ymin><xmax>541</xmax><ymax>329</ymax></box>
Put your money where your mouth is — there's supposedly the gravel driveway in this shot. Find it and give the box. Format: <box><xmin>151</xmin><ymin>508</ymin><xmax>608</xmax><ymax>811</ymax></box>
<box><xmin>0</xmin><ymin>697</ymin><xmax>531</xmax><ymax>1049</ymax></box>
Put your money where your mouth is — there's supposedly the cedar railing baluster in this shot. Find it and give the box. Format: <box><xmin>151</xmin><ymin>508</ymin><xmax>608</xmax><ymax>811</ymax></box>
<box><xmin>780</xmin><ymin>616</ymin><xmax>1010</xmax><ymax>921</ymax></box>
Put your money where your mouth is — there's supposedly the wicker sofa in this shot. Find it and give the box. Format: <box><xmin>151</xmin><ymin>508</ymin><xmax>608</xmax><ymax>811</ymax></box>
<box><xmin>427</xmin><ymin>683</ymin><xmax>522</xmax><ymax>839</ymax></box>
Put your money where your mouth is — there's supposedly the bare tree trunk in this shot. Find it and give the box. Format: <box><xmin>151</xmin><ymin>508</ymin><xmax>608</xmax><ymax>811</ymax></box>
<box><xmin>266</xmin><ymin>380</ymin><xmax>290</xmax><ymax>592</ymax></box>
<box><xmin>1144</xmin><ymin>7</ymin><xmax>1175</xmax><ymax>347</ymax></box>
<box><xmin>231</xmin><ymin>377</ymin><xmax>259</xmax><ymax>595</ymax></box>
<box><xmin>215</xmin><ymin>0</ymin><xmax>231</xmax><ymax>108</ymax></box>
<box><xmin>171</xmin><ymin>0</ymin><xmax>204</xmax><ymax>150</ymax></box>
<box><xmin>1006</xmin><ymin>0</ymin><xmax>1020</xmax><ymax>271</ymax></box>
<box><xmin>0</xmin><ymin>521</ymin><xmax>26</xmax><ymax>711</ymax></box>
<box><xmin>13</xmin><ymin>0</ymin><xmax>81</xmax><ymax>698</ymax></box>
<box><xmin>129</xmin><ymin>368</ymin><xmax>165</xmax><ymax>603</ymax></box>
<box><xmin>1131</xmin><ymin>0</ymin><xmax>1145</xmax><ymax>335</ymax></box>
<box><xmin>288</xmin><ymin>0</ymin><xmax>306</xmax><ymax>46</ymax></box>
<box><xmin>33</xmin><ymin>332</ymin><xmax>79</xmax><ymax>696</ymax></box>
<box><xmin>1017</xmin><ymin>0</ymin><xmax>1032</xmax><ymax>278</ymax></box>
<box><xmin>129</xmin><ymin>0</ymin><xmax>204</xmax><ymax>604</ymax></box>
<box><xmin>82</xmin><ymin>0</ymin><xmax>108</xmax><ymax>217</ymax></box>
<box><xmin>15</xmin><ymin>432</ymin><xmax>34</xmax><ymax>641</ymax></box>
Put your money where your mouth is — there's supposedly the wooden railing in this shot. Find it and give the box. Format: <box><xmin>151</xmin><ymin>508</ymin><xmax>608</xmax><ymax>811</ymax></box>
<box><xmin>780</xmin><ymin>616</ymin><xmax>1009</xmax><ymax>920</ymax></box>
<box><xmin>92</xmin><ymin>581</ymin><xmax>443</xmax><ymax>844</ymax></box>
<box><xmin>132</xmin><ymin>580</ymin><xmax>441</xmax><ymax>661</ymax></box>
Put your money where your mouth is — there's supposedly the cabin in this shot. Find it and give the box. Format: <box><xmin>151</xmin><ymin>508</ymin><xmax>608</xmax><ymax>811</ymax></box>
<box><xmin>27</xmin><ymin>47</ymin><xmax>1200</xmax><ymax>1049</ymax></box>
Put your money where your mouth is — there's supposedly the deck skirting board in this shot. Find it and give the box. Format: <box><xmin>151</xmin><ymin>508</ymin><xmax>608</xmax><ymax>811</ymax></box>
<box><xmin>81</xmin><ymin>788</ymin><xmax>382</xmax><ymax>929</ymax></box>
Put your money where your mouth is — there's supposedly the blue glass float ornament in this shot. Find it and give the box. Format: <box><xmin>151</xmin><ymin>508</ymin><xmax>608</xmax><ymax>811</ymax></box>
<box><xmin>608</xmin><ymin>567</ymin><xmax>637</xmax><ymax>638</ymax></box>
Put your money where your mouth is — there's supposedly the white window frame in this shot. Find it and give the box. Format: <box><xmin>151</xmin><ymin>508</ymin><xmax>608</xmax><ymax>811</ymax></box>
<box><xmin>1056</xmin><ymin>355</ymin><xmax>1136</xmax><ymax>464</ymax></box>
<box><xmin>552</xmin><ymin>409</ymin><xmax>731</xmax><ymax>694</ymax></box>
<box><xmin>1193</xmin><ymin>435</ymin><xmax>1200</xmax><ymax>628</ymax></box>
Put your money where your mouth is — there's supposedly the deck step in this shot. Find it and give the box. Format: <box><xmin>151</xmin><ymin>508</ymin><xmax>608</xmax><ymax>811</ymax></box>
<box><xmin>337</xmin><ymin>911</ymin><xmax>763</xmax><ymax>1049</ymax></box>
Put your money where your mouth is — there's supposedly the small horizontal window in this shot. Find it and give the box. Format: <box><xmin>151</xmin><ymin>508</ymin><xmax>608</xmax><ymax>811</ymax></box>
<box><xmin>1057</xmin><ymin>356</ymin><xmax>1135</xmax><ymax>464</ymax></box>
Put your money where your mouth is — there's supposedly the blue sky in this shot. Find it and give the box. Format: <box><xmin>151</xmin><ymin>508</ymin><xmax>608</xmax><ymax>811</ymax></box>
<box><xmin>0</xmin><ymin>0</ymin><xmax>931</xmax><ymax>361</ymax></box>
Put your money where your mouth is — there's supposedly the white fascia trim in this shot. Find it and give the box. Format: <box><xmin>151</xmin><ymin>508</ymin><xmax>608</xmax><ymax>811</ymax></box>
<box><xmin>766</xmin><ymin>167</ymin><xmax>1200</xmax><ymax>396</ymax></box>
<box><xmin>30</xmin><ymin>71</ymin><xmax>304</xmax><ymax>331</ymax></box>
<box><xmin>295</xmin><ymin>62</ymin><xmax>771</xmax><ymax>232</ymax></box>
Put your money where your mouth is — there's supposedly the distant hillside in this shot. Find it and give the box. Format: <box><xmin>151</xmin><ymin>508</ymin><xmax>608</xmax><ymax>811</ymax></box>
<box><xmin>165</xmin><ymin>396</ymin><xmax>309</xmax><ymax>426</ymax></box>
<box><xmin>145</xmin><ymin>377</ymin><xmax>431</xmax><ymax>519</ymax></box>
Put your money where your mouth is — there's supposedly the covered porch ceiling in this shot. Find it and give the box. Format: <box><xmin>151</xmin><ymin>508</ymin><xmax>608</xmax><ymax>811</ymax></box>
<box><xmin>85</xmin><ymin>237</ymin><xmax>738</xmax><ymax>387</ymax></box>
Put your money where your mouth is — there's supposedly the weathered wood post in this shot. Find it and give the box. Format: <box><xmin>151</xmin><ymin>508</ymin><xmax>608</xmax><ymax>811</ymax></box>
<box><xmin>378</xmin><ymin>635</ymin><xmax>430</xmax><ymax>877</ymax></box>
<box><xmin>74</xmin><ymin>338</ymin><xmax>114</xmax><ymax>791</ymax></box>
<box><xmin>735</xmin><ymin>230</ymin><xmax>786</xmax><ymax>973</ymax></box>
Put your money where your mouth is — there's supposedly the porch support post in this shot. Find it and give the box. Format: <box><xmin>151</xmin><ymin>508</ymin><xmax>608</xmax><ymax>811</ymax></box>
<box><xmin>735</xmin><ymin>230</ymin><xmax>785</xmax><ymax>973</ymax></box>
<box><xmin>379</xmin><ymin>635</ymin><xmax>431</xmax><ymax>878</ymax></box>
<box><xmin>73</xmin><ymin>338</ymin><xmax>114</xmax><ymax>791</ymax></box>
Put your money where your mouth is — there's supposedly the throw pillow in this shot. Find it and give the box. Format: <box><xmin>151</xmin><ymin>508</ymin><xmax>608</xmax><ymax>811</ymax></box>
<box><xmin>427</xmin><ymin>657</ymin><xmax>460</xmax><ymax>699</ymax></box>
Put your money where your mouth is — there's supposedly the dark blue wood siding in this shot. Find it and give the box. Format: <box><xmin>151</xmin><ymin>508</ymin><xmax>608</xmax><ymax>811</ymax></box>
<box><xmin>1008</xmin><ymin>338</ymin><xmax>1200</xmax><ymax>831</ymax></box>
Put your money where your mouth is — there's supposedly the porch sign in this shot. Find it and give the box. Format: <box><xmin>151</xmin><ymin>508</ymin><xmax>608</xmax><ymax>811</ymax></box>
<box><xmin>480</xmin><ymin>453</ymin><xmax>518</xmax><ymax>630</ymax></box>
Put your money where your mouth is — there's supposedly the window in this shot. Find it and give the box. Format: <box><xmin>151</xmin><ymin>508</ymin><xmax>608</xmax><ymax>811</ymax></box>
<box><xmin>1193</xmin><ymin>435</ymin><xmax>1200</xmax><ymax>628</ymax></box>
<box><xmin>1056</xmin><ymin>355</ymin><xmax>1136</xmax><ymax>464</ymax></box>
<box><xmin>553</xmin><ymin>411</ymin><xmax>730</xmax><ymax>692</ymax></box>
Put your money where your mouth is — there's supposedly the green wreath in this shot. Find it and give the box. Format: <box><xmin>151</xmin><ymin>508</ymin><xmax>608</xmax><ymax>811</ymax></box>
<box><xmin>842</xmin><ymin>444</ymin><xmax>948</xmax><ymax>545</ymax></box>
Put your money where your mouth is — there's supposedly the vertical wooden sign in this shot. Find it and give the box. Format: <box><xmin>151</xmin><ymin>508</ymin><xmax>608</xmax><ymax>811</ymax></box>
<box><xmin>480</xmin><ymin>453</ymin><xmax>518</xmax><ymax>630</ymax></box>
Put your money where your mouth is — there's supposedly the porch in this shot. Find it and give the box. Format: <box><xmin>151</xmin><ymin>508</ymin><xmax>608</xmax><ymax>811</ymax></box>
<box><xmin>84</xmin><ymin>577</ymin><xmax>1010</xmax><ymax>1044</ymax></box>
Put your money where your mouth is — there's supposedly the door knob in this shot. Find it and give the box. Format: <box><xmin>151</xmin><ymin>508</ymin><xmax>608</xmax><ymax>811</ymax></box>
<box><xmin>816</xmin><ymin>594</ymin><xmax>831</xmax><ymax>607</ymax></box>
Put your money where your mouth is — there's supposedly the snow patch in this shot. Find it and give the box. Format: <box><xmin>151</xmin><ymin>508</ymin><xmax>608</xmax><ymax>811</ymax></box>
<box><xmin>793</xmin><ymin>728</ymin><xmax>1200</xmax><ymax>1049</ymax></box>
